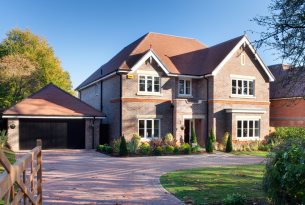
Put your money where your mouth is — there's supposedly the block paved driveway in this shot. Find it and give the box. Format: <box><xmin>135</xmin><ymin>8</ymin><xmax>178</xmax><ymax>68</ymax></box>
<box><xmin>39</xmin><ymin>150</ymin><xmax>264</xmax><ymax>205</ymax></box>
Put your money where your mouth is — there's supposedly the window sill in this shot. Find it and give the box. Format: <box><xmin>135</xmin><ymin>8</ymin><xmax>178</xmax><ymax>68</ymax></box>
<box><xmin>140</xmin><ymin>137</ymin><xmax>160</xmax><ymax>141</ymax></box>
<box><xmin>178</xmin><ymin>95</ymin><xmax>193</xmax><ymax>98</ymax></box>
<box><xmin>236</xmin><ymin>137</ymin><xmax>260</xmax><ymax>141</ymax></box>
<box><xmin>137</xmin><ymin>92</ymin><xmax>163</xmax><ymax>96</ymax></box>
<box><xmin>230</xmin><ymin>95</ymin><xmax>256</xmax><ymax>99</ymax></box>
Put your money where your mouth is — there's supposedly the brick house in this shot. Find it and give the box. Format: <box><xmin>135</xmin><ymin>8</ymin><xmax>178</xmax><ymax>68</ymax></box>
<box><xmin>269</xmin><ymin>64</ymin><xmax>305</xmax><ymax>127</ymax></box>
<box><xmin>77</xmin><ymin>32</ymin><xmax>275</xmax><ymax>145</ymax></box>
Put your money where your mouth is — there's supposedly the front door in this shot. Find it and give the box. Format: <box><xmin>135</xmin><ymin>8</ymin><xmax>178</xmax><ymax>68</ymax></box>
<box><xmin>184</xmin><ymin>119</ymin><xmax>194</xmax><ymax>143</ymax></box>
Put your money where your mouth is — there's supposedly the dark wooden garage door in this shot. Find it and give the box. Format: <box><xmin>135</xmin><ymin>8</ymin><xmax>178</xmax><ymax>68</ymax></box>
<box><xmin>19</xmin><ymin>119</ymin><xmax>85</xmax><ymax>149</ymax></box>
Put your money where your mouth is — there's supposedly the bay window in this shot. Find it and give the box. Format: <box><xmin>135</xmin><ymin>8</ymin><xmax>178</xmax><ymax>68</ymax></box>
<box><xmin>237</xmin><ymin>119</ymin><xmax>260</xmax><ymax>138</ymax></box>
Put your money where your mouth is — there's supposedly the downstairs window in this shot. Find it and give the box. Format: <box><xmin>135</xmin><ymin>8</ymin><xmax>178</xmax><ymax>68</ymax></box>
<box><xmin>237</xmin><ymin>119</ymin><xmax>260</xmax><ymax>139</ymax></box>
<box><xmin>138</xmin><ymin>119</ymin><xmax>160</xmax><ymax>139</ymax></box>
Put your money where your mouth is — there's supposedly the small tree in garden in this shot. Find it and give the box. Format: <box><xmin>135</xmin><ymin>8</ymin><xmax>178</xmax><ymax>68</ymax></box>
<box><xmin>119</xmin><ymin>136</ymin><xmax>128</xmax><ymax>156</ymax></box>
<box><xmin>190</xmin><ymin>126</ymin><xmax>197</xmax><ymax>145</ymax></box>
<box><xmin>206</xmin><ymin>130</ymin><xmax>215</xmax><ymax>153</ymax></box>
<box><xmin>225</xmin><ymin>133</ymin><xmax>233</xmax><ymax>153</ymax></box>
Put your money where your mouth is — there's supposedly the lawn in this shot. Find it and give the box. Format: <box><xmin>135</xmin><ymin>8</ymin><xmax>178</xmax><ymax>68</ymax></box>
<box><xmin>231</xmin><ymin>151</ymin><xmax>269</xmax><ymax>157</ymax></box>
<box><xmin>160</xmin><ymin>164</ymin><xmax>266</xmax><ymax>204</ymax></box>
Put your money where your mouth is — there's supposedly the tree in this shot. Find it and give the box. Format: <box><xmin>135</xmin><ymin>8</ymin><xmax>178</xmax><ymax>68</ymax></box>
<box><xmin>206</xmin><ymin>130</ymin><xmax>215</xmax><ymax>153</ymax></box>
<box><xmin>190</xmin><ymin>126</ymin><xmax>197</xmax><ymax>145</ymax></box>
<box><xmin>119</xmin><ymin>136</ymin><xmax>128</xmax><ymax>156</ymax></box>
<box><xmin>0</xmin><ymin>54</ymin><xmax>38</xmax><ymax>108</ymax></box>
<box><xmin>225</xmin><ymin>133</ymin><xmax>233</xmax><ymax>153</ymax></box>
<box><xmin>0</xmin><ymin>28</ymin><xmax>73</xmax><ymax>108</ymax></box>
<box><xmin>253</xmin><ymin>0</ymin><xmax>305</xmax><ymax>97</ymax></box>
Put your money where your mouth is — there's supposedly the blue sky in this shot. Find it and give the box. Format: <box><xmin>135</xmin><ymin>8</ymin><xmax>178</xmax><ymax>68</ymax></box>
<box><xmin>0</xmin><ymin>0</ymin><xmax>279</xmax><ymax>88</ymax></box>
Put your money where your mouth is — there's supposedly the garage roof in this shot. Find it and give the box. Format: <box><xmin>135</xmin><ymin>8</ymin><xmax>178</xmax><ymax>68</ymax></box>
<box><xmin>2</xmin><ymin>84</ymin><xmax>105</xmax><ymax>119</ymax></box>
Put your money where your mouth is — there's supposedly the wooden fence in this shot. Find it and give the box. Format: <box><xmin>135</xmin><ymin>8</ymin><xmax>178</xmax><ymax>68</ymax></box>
<box><xmin>0</xmin><ymin>139</ymin><xmax>42</xmax><ymax>205</ymax></box>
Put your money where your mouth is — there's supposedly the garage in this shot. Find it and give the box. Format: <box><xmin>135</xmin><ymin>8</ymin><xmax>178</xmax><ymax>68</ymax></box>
<box><xmin>2</xmin><ymin>83</ymin><xmax>105</xmax><ymax>150</ymax></box>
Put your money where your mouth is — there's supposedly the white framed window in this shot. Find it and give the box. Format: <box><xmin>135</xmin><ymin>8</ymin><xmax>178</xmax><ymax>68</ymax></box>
<box><xmin>237</xmin><ymin>119</ymin><xmax>260</xmax><ymax>139</ymax></box>
<box><xmin>241</xmin><ymin>53</ymin><xmax>245</xmax><ymax>65</ymax></box>
<box><xmin>138</xmin><ymin>119</ymin><xmax>160</xmax><ymax>139</ymax></box>
<box><xmin>232</xmin><ymin>79</ymin><xmax>254</xmax><ymax>96</ymax></box>
<box><xmin>178</xmin><ymin>79</ymin><xmax>192</xmax><ymax>96</ymax></box>
<box><xmin>138</xmin><ymin>75</ymin><xmax>160</xmax><ymax>93</ymax></box>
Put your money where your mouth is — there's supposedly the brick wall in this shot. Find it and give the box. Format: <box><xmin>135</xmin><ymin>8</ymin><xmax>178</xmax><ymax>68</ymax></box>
<box><xmin>270</xmin><ymin>98</ymin><xmax>305</xmax><ymax>127</ymax></box>
<box><xmin>79</xmin><ymin>82</ymin><xmax>101</xmax><ymax>110</ymax></box>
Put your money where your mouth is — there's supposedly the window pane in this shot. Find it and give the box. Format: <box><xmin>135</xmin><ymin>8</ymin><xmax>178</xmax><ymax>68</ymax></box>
<box><xmin>249</xmin><ymin>121</ymin><xmax>254</xmax><ymax>137</ymax></box>
<box><xmin>147</xmin><ymin>76</ymin><xmax>152</xmax><ymax>92</ymax></box>
<box><xmin>249</xmin><ymin>81</ymin><xmax>254</xmax><ymax>95</ymax></box>
<box><xmin>154</xmin><ymin>120</ymin><xmax>159</xmax><ymax>138</ymax></box>
<box><xmin>146</xmin><ymin>120</ymin><xmax>153</xmax><ymax>138</ymax></box>
<box><xmin>185</xmin><ymin>80</ymin><xmax>191</xmax><ymax>95</ymax></box>
<box><xmin>154</xmin><ymin>77</ymin><xmax>160</xmax><ymax>92</ymax></box>
<box><xmin>238</xmin><ymin>80</ymin><xmax>242</xmax><ymax>94</ymax></box>
<box><xmin>139</xmin><ymin>76</ymin><xmax>145</xmax><ymax>91</ymax></box>
<box><xmin>243</xmin><ymin>80</ymin><xmax>248</xmax><ymax>95</ymax></box>
<box><xmin>232</xmin><ymin>80</ymin><xmax>236</xmax><ymax>94</ymax></box>
<box><xmin>237</xmin><ymin>121</ymin><xmax>242</xmax><ymax>137</ymax></box>
<box><xmin>146</xmin><ymin>129</ymin><xmax>152</xmax><ymax>138</ymax></box>
<box><xmin>243</xmin><ymin>121</ymin><xmax>248</xmax><ymax>137</ymax></box>
<box><xmin>139</xmin><ymin>120</ymin><xmax>145</xmax><ymax>138</ymax></box>
<box><xmin>179</xmin><ymin>80</ymin><xmax>185</xmax><ymax>94</ymax></box>
<box><xmin>255</xmin><ymin>120</ymin><xmax>259</xmax><ymax>137</ymax></box>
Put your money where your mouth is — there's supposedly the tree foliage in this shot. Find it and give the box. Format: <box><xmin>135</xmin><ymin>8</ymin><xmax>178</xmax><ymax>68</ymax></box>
<box><xmin>206</xmin><ymin>130</ymin><xmax>215</xmax><ymax>153</ymax></box>
<box><xmin>0</xmin><ymin>28</ymin><xmax>73</xmax><ymax>109</ymax></box>
<box><xmin>253</xmin><ymin>0</ymin><xmax>305</xmax><ymax>96</ymax></box>
<box><xmin>225</xmin><ymin>133</ymin><xmax>233</xmax><ymax>153</ymax></box>
<box><xmin>119</xmin><ymin>136</ymin><xmax>128</xmax><ymax>156</ymax></box>
<box><xmin>190</xmin><ymin>126</ymin><xmax>198</xmax><ymax>145</ymax></box>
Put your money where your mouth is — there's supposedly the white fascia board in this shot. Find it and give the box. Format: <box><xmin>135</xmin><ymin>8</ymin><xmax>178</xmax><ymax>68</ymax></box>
<box><xmin>226</xmin><ymin>109</ymin><xmax>267</xmax><ymax>114</ymax></box>
<box><xmin>130</xmin><ymin>49</ymin><xmax>170</xmax><ymax>75</ymax></box>
<box><xmin>77</xmin><ymin>71</ymin><xmax>117</xmax><ymax>91</ymax></box>
<box><xmin>2</xmin><ymin>115</ymin><xmax>106</xmax><ymax>119</ymax></box>
<box><xmin>211</xmin><ymin>36</ymin><xmax>275</xmax><ymax>82</ymax></box>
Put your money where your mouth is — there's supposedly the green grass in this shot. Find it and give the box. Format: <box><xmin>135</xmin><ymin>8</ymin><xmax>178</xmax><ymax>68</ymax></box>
<box><xmin>231</xmin><ymin>151</ymin><xmax>269</xmax><ymax>157</ymax></box>
<box><xmin>160</xmin><ymin>164</ymin><xmax>266</xmax><ymax>204</ymax></box>
<box><xmin>0</xmin><ymin>148</ymin><xmax>16</xmax><ymax>172</ymax></box>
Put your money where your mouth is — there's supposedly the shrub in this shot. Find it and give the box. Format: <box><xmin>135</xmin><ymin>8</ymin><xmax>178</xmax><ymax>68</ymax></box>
<box><xmin>222</xmin><ymin>132</ymin><xmax>229</xmax><ymax>148</ymax></box>
<box><xmin>173</xmin><ymin>146</ymin><xmax>180</xmax><ymax>154</ymax></box>
<box><xmin>0</xmin><ymin>130</ymin><xmax>8</xmax><ymax>148</ymax></box>
<box><xmin>104</xmin><ymin>145</ymin><xmax>113</xmax><ymax>154</ymax></box>
<box><xmin>191</xmin><ymin>145</ymin><xmax>201</xmax><ymax>153</ymax></box>
<box><xmin>206</xmin><ymin>130</ymin><xmax>215</xmax><ymax>153</ymax></box>
<box><xmin>223</xmin><ymin>193</ymin><xmax>246</xmax><ymax>205</ymax></box>
<box><xmin>97</xmin><ymin>144</ymin><xmax>106</xmax><ymax>152</ymax></box>
<box><xmin>119</xmin><ymin>136</ymin><xmax>128</xmax><ymax>156</ymax></box>
<box><xmin>149</xmin><ymin>138</ymin><xmax>163</xmax><ymax>149</ymax></box>
<box><xmin>164</xmin><ymin>133</ymin><xmax>174</xmax><ymax>145</ymax></box>
<box><xmin>268</xmin><ymin>127</ymin><xmax>305</xmax><ymax>148</ymax></box>
<box><xmin>112</xmin><ymin>138</ymin><xmax>121</xmax><ymax>153</ymax></box>
<box><xmin>225</xmin><ymin>133</ymin><xmax>233</xmax><ymax>153</ymax></box>
<box><xmin>190</xmin><ymin>126</ymin><xmax>197</xmax><ymax>145</ymax></box>
<box><xmin>258</xmin><ymin>144</ymin><xmax>271</xmax><ymax>152</ymax></box>
<box><xmin>180</xmin><ymin>143</ymin><xmax>191</xmax><ymax>154</ymax></box>
<box><xmin>249</xmin><ymin>141</ymin><xmax>259</xmax><ymax>151</ymax></box>
<box><xmin>128</xmin><ymin>134</ymin><xmax>141</xmax><ymax>154</ymax></box>
<box><xmin>154</xmin><ymin>146</ymin><xmax>163</xmax><ymax>156</ymax></box>
<box><xmin>165</xmin><ymin>145</ymin><xmax>174</xmax><ymax>154</ymax></box>
<box><xmin>263</xmin><ymin>138</ymin><xmax>305</xmax><ymax>204</ymax></box>
<box><xmin>139</xmin><ymin>142</ymin><xmax>151</xmax><ymax>155</ymax></box>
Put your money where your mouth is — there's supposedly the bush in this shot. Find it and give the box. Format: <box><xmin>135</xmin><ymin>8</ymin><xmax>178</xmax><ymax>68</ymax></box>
<box><xmin>180</xmin><ymin>143</ymin><xmax>191</xmax><ymax>154</ymax></box>
<box><xmin>222</xmin><ymin>132</ymin><xmax>229</xmax><ymax>148</ymax></box>
<box><xmin>97</xmin><ymin>144</ymin><xmax>106</xmax><ymax>152</ymax></box>
<box><xmin>263</xmin><ymin>138</ymin><xmax>305</xmax><ymax>204</ymax></box>
<box><xmin>268</xmin><ymin>127</ymin><xmax>305</xmax><ymax>147</ymax></box>
<box><xmin>173</xmin><ymin>146</ymin><xmax>180</xmax><ymax>154</ymax></box>
<box><xmin>119</xmin><ymin>136</ymin><xmax>128</xmax><ymax>156</ymax></box>
<box><xmin>206</xmin><ymin>130</ymin><xmax>215</xmax><ymax>153</ymax></box>
<box><xmin>190</xmin><ymin>126</ymin><xmax>197</xmax><ymax>144</ymax></box>
<box><xmin>149</xmin><ymin>138</ymin><xmax>163</xmax><ymax>149</ymax></box>
<box><xmin>258</xmin><ymin>144</ymin><xmax>271</xmax><ymax>152</ymax></box>
<box><xmin>154</xmin><ymin>146</ymin><xmax>163</xmax><ymax>156</ymax></box>
<box><xmin>104</xmin><ymin>145</ymin><xmax>113</xmax><ymax>154</ymax></box>
<box><xmin>112</xmin><ymin>138</ymin><xmax>121</xmax><ymax>153</ymax></box>
<box><xmin>191</xmin><ymin>145</ymin><xmax>201</xmax><ymax>153</ymax></box>
<box><xmin>0</xmin><ymin>130</ymin><xmax>8</xmax><ymax>148</ymax></box>
<box><xmin>223</xmin><ymin>193</ymin><xmax>246</xmax><ymax>205</ymax></box>
<box><xmin>165</xmin><ymin>145</ymin><xmax>174</xmax><ymax>154</ymax></box>
<box><xmin>128</xmin><ymin>134</ymin><xmax>141</xmax><ymax>154</ymax></box>
<box><xmin>164</xmin><ymin>133</ymin><xmax>174</xmax><ymax>145</ymax></box>
<box><xmin>139</xmin><ymin>142</ymin><xmax>151</xmax><ymax>155</ymax></box>
<box><xmin>225</xmin><ymin>133</ymin><xmax>233</xmax><ymax>153</ymax></box>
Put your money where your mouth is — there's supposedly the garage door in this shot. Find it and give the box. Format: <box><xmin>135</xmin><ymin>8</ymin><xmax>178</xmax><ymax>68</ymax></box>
<box><xmin>19</xmin><ymin>119</ymin><xmax>85</xmax><ymax>149</ymax></box>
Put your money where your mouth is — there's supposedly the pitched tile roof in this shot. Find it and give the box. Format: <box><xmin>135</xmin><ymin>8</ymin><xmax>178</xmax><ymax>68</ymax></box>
<box><xmin>269</xmin><ymin>64</ymin><xmax>305</xmax><ymax>99</ymax></box>
<box><xmin>77</xmin><ymin>32</ymin><xmax>244</xmax><ymax>90</ymax></box>
<box><xmin>3</xmin><ymin>84</ymin><xmax>105</xmax><ymax>117</ymax></box>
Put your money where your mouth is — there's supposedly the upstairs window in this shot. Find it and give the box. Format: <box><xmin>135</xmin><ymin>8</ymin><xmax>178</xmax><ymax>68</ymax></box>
<box><xmin>232</xmin><ymin>79</ymin><xmax>254</xmax><ymax>96</ymax></box>
<box><xmin>139</xmin><ymin>75</ymin><xmax>160</xmax><ymax>93</ymax></box>
<box><xmin>178</xmin><ymin>79</ymin><xmax>192</xmax><ymax>96</ymax></box>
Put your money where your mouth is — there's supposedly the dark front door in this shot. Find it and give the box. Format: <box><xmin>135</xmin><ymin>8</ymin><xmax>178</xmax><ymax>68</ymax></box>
<box><xmin>19</xmin><ymin>119</ymin><xmax>85</xmax><ymax>149</ymax></box>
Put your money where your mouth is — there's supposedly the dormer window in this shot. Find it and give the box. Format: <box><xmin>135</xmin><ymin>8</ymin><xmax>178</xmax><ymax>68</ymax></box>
<box><xmin>139</xmin><ymin>75</ymin><xmax>160</xmax><ymax>93</ymax></box>
<box><xmin>178</xmin><ymin>79</ymin><xmax>192</xmax><ymax>96</ymax></box>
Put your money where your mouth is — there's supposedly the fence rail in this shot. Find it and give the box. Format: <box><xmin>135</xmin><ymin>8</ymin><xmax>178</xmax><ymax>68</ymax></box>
<box><xmin>0</xmin><ymin>139</ymin><xmax>42</xmax><ymax>205</ymax></box>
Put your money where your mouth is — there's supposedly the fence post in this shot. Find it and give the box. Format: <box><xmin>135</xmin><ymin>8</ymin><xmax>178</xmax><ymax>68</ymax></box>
<box><xmin>36</xmin><ymin>139</ymin><xmax>43</xmax><ymax>205</ymax></box>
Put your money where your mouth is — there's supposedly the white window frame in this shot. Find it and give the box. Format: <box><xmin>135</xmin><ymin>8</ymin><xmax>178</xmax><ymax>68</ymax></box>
<box><xmin>178</xmin><ymin>78</ymin><xmax>192</xmax><ymax>97</ymax></box>
<box><xmin>138</xmin><ymin>119</ymin><xmax>161</xmax><ymax>139</ymax></box>
<box><xmin>138</xmin><ymin>75</ymin><xmax>160</xmax><ymax>94</ymax></box>
<box><xmin>236</xmin><ymin>119</ymin><xmax>260</xmax><ymax>140</ymax></box>
<box><xmin>231</xmin><ymin>78</ymin><xmax>255</xmax><ymax>97</ymax></box>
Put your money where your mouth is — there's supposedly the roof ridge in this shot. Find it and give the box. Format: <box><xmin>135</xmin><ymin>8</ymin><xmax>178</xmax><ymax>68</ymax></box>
<box><xmin>147</xmin><ymin>32</ymin><xmax>197</xmax><ymax>40</ymax></box>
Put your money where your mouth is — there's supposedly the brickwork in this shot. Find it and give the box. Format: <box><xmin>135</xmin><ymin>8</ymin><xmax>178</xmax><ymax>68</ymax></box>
<box><xmin>85</xmin><ymin>119</ymin><xmax>100</xmax><ymax>149</ymax></box>
<box><xmin>79</xmin><ymin>82</ymin><xmax>101</xmax><ymax>110</ymax></box>
<box><xmin>270</xmin><ymin>98</ymin><xmax>305</xmax><ymax>127</ymax></box>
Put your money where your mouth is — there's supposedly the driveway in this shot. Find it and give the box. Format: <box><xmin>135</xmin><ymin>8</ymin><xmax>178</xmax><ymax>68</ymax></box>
<box><xmin>40</xmin><ymin>150</ymin><xmax>264</xmax><ymax>205</ymax></box>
